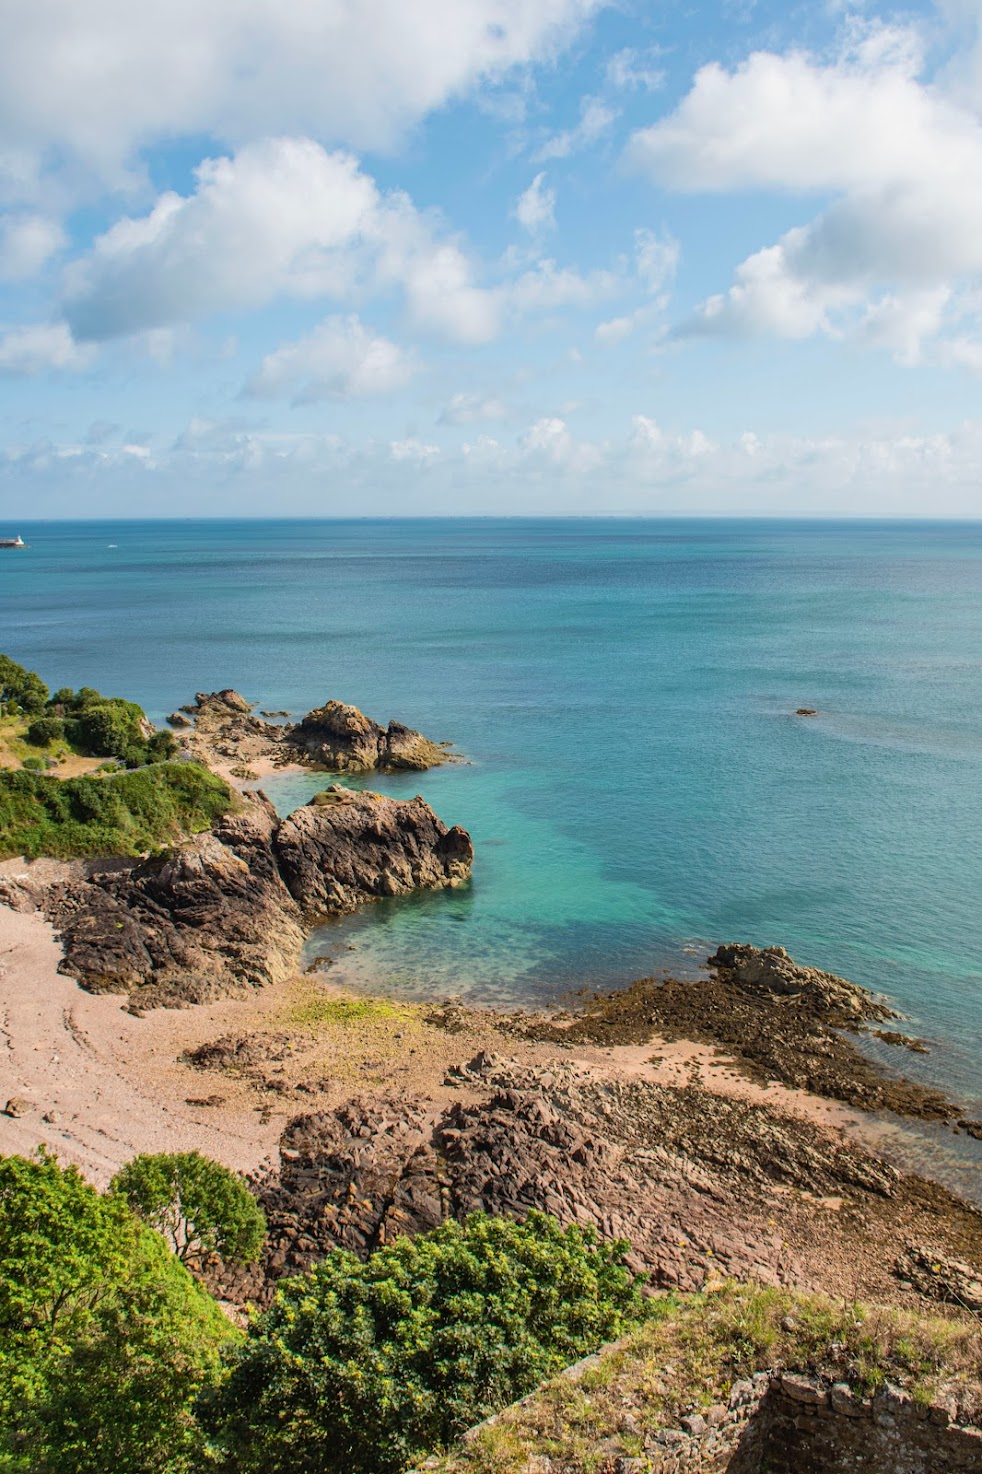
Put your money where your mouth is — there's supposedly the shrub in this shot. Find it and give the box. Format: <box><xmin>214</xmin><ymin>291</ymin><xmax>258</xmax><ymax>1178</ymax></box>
<box><xmin>26</xmin><ymin>716</ymin><xmax>65</xmax><ymax>747</ymax></box>
<box><xmin>203</xmin><ymin>1211</ymin><xmax>645</xmax><ymax>1474</ymax></box>
<box><xmin>0</xmin><ymin>655</ymin><xmax>48</xmax><ymax>715</ymax></box>
<box><xmin>0</xmin><ymin>1150</ymin><xmax>233</xmax><ymax>1474</ymax></box>
<box><xmin>110</xmin><ymin>1152</ymin><xmax>266</xmax><ymax>1270</ymax></box>
<box><xmin>66</xmin><ymin>699</ymin><xmax>147</xmax><ymax>759</ymax></box>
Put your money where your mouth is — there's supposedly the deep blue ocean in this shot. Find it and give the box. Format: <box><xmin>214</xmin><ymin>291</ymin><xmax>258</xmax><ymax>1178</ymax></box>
<box><xmin>3</xmin><ymin>518</ymin><xmax>981</xmax><ymax>1122</ymax></box>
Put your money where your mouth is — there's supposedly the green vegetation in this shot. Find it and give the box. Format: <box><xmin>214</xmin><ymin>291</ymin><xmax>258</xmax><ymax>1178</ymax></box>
<box><xmin>2</xmin><ymin>654</ymin><xmax>177</xmax><ymax>769</ymax></box>
<box><xmin>0</xmin><ymin>1150</ymin><xmax>234</xmax><ymax>1474</ymax></box>
<box><xmin>0</xmin><ymin>762</ymin><xmax>233</xmax><ymax>859</ymax></box>
<box><xmin>111</xmin><ymin>1151</ymin><xmax>267</xmax><ymax>1270</ymax></box>
<box><xmin>202</xmin><ymin>1211</ymin><xmax>645</xmax><ymax>1474</ymax></box>
<box><xmin>424</xmin><ymin>1284</ymin><xmax>982</xmax><ymax>1474</ymax></box>
<box><xmin>0</xmin><ymin>1154</ymin><xmax>979</xmax><ymax>1474</ymax></box>
<box><xmin>0</xmin><ymin>654</ymin><xmax>49</xmax><ymax>716</ymax></box>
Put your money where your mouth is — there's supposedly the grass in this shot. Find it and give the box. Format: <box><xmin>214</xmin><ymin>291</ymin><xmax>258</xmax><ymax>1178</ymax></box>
<box><xmin>424</xmin><ymin>1285</ymin><xmax>982</xmax><ymax>1474</ymax></box>
<box><xmin>285</xmin><ymin>991</ymin><xmax>417</xmax><ymax>1030</ymax></box>
<box><xmin>0</xmin><ymin>761</ymin><xmax>235</xmax><ymax>859</ymax></box>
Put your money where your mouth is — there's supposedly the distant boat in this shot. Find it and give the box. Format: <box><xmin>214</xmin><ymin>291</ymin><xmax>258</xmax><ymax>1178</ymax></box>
<box><xmin>0</xmin><ymin>535</ymin><xmax>26</xmax><ymax>549</ymax></box>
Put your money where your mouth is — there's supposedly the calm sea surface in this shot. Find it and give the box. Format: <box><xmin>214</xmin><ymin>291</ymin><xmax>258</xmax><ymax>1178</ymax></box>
<box><xmin>3</xmin><ymin>518</ymin><xmax>981</xmax><ymax>1120</ymax></box>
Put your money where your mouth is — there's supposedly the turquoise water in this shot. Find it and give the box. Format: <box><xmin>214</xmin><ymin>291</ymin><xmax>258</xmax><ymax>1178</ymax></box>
<box><xmin>3</xmin><ymin>518</ymin><xmax>982</xmax><ymax>1111</ymax></box>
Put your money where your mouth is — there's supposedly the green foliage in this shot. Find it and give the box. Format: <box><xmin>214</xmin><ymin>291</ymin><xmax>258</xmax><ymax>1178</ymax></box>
<box><xmin>203</xmin><ymin>1210</ymin><xmax>644</xmax><ymax>1474</ymax></box>
<box><xmin>0</xmin><ymin>655</ymin><xmax>48</xmax><ymax>716</ymax></box>
<box><xmin>111</xmin><ymin>1152</ymin><xmax>266</xmax><ymax>1270</ymax></box>
<box><xmin>63</xmin><ymin>698</ymin><xmax>147</xmax><ymax>760</ymax></box>
<box><xmin>0</xmin><ymin>761</ymin><xmax>233</xmax><ymax>859</ymax></box>
<box><xmin>0</xmin><ymin>1150</ymin><xmax>233</xmax><ymax>1474</ymax></box>
<box><xmin>25</xmin><ymin>716</ymin><xmax>65</xmax><ymax>747</ymax></box>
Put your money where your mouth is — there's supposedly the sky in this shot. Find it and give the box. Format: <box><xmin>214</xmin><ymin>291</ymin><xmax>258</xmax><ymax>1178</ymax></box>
<box><xmin>3</xmin><ymin>0</ymin><xmax>982</xmax><ymax>517</ymax></box>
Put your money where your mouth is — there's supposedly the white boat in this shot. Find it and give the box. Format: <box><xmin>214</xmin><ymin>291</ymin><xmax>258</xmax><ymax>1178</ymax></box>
<box><xmin>0</xmin><ymin>535</ymin><xmax>26</xmax><ymax>549</ymax></box>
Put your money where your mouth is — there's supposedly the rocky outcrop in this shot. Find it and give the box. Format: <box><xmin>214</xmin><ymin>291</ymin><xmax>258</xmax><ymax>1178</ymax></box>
<box><xmin>286</xmin><ymin>702</ymin><xmax>450</xmax><ymax>773</ymax></box>
<box><xmin>276</xmin><ymin>786</ymin><xmax>474</xmax><ymax>916</ymax></box>
<box><xmin>39</xmin><ymin>788</ymin><xmax>473</xmax><ymax>1006</ymax></box>
<box><xmin>210</xmin><ymin>1048</ymin><xmax>982</xmax><ymax>1309</ymax></box>
<box><xmin>183</xmin><ymin>689</ymin><xmax>455</xmax><ymax>775</ymax></box>
<box><xmin>708</xmin><ymin>943</ymin><xmax>895</xmax><ymax>1023</ymax></box>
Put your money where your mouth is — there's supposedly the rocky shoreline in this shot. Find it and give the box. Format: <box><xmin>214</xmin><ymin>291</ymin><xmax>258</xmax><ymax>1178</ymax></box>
<box><xmin>2</xmin><ymin>684</ymin><xmax>982</xmax><ymax>1345</ymax></box>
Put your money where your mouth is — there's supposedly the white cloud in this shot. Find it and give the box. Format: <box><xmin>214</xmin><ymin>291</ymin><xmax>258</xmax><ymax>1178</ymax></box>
<box><xmin>630</xmin><ymin>25</ymin><xmax>982</xmax><ymax>365</ymax></box>
<box><xmin>0</xmin><ymin>322</ymin><xmax>94</xmax><ymax>375</ymax></box>
<box><xmin>535</xmin><ymin>95</ymin><xmax>617</xmax><ymax>160</ymax></box>
<box><xmin>605</xmin><ymin>47</ymin><xmax>664</xmax><ymax>92</ymax></box>
<box><xmin>514</xmin><ymin>172</ymin><xmax>556</xmax><ymax>235</ymax></box>
<box><xmin>0</xmin><ymin>0</ymin><xmax>605</xmax><ymax>200</ymax></box>
<box><xmin>507</xmin><ymin>258</ymin><xmax>620</xmax><ymax>312</ymax></box>
<box><xmin>63</xmin><ymin>137</ymin><xmax>499</xmax><ymax>345</ymax></box>
<box><xmin>248</xmin><ymin>315</ymin><xmax>415</xmax><ymax>401</ymax></box>
<box><xmin>595</xmin><ymin>228</ymin><xmax>678</xmax><ymax>342</ymax></box>
<box><xmin>440</xmin><ymin>392</ymin><xmax>510</xmax><ymax>424</ymax></box>
<box><xmin>0</xmin><ymin>214</ymin><xmax>65</xmax><ymax>279</ymax></box>
<box><xmin>11</xmin><ymin>411</ymin><xmax>982</xmax><ymax>517</ymax></box>
<box><xmin>390</xmin><ymin>437</ymin><xmax>440</xmax><ymax>464</ymax></box>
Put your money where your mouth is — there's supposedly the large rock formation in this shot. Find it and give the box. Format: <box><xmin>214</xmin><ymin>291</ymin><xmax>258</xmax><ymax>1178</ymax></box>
<box><xmin>277</xmin><ymin>786</ymin><xmax>474</xmax><ymax>915</ymax></box>
<box><xmin>287</xmin><ymin>702</ymin><xmax>450</xmax><ymax>773</ymax></box>
<box><xmin>38</xmin><ymin>789</ymin><xmax>473</xmax><ymax>1006</ymax></box>
<box><xmin>183</xmin><ymin>689</ymin><xmax>455</xmax><ymax>774</ymax></box>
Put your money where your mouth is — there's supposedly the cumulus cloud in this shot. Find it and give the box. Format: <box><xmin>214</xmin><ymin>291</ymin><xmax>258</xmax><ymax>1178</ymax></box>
<box><xmin>535</xmin><ymin>95</ymin><xmax>617</xmax><ymax>160</ymax></box>
<box><xmin>631</xmin><ymin>24</ymin><xmax>982</xmax><ymax>365</ymax></box>
<box><xmin>247</xmin><ymin>315</ymin><xmax>414</xmax><ymax>401</ymax></box>
<box><xmin>0</xmin><ymin>214</ymin><xmax>65</xmax><ymax>279</ymax></box>
<box><xmin>63</xmin><ymin>138</ymin><xmax>498</xmax><ymax>345</ymax></box>
<box><xmin>0</xmin><ymin>322</ymin><xmax>94</xmax><ymax>375</ymax></box>
<box><xmin>514</xmin><ymin>172</ymin><xmax>556</xmax><ymax>235</ymax></box>
<box><xmin>0</xmin><ymin>0</ymin><xmax>604</xmax><ymax>199</ymax></box>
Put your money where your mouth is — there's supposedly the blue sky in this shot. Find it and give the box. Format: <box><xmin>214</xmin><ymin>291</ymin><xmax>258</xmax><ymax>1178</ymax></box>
<box><xmin>3</xmin><ymin>0</ymin><xmax>982</xmax><ymax>516</ymax></box>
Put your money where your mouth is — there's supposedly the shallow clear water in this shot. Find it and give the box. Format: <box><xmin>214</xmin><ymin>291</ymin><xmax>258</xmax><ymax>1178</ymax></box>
<box><xmin>3</xmin><ymin>518</ymin><xmax>981</xmax><ymax>1110</ymax></box>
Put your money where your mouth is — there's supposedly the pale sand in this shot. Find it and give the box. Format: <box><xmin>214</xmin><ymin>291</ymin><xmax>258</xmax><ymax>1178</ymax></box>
<box><xmin>0</xmin><ymin>902</ymin><xmax>285</xmax><ymax>1188</ymax></box>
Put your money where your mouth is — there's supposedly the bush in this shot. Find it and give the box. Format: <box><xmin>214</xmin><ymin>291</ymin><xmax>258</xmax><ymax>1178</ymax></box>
<box><xmin>66</xmin><ymin>700</ymin><xmax>147</xmax><ymax>760</ymax></box>
<box><xmin>26</xmin><ymin>716</ymin><xmax>65</xmax><ymax>747</ymax></box>
<box><xmin>0</xmin><ymin>655</ymin><xmax>48</xmax><ymax>715</ymax></box>
<box><xmin>111</xmin><ymin>1152</ymin><xmax>266</xmax><ymax>1270</ymax></box>
<box><xmin>0</xmin><ymin>1150</ymin><xmax>233</xmax><ymax>1474</ymax></box>
<box><xmin>203</xmin><ymin>1211</ymin><xmax>645</xmax><ymax>1474</ymax></box>
<box><xmin>0</xmin><ymin>762</ymin><xmax>234</xmax><ymax>859</ymax></box>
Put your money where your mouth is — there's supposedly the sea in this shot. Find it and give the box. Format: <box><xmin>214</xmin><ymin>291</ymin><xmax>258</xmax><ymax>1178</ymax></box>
<box><xmin>3</xmin><ymin>517</ymin><xmax>981</xmax><ymax>1164</ymax></box>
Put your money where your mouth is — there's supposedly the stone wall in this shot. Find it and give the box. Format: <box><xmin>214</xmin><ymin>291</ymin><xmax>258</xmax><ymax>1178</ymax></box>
<box><xmin>634</xmin><ymin>1372</ymin><xmax>982</xmax><ymax>1474</ymax></box>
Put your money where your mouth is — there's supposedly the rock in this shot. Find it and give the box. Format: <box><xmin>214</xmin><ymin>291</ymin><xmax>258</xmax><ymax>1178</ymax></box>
<box><xmin>795</xmin><ymin>707</ymin><xmax>818</xmax><ymax>716</ymax></box>
<box><xmin>167</xmin><ymin>711</ymin><xmax>191</xmax><ymax>728</ymax></box>
<box><xmin>41</xmin><ymin>1109</ymin><xmax>61</xmax><ymax>1124</ymax></box>
<box><xmin>780</xmin><ymin>1374</ymin><xmax>826</xmax><ymax>1405</ymax></box>
<box><xmin>894</xmin><ymin>1245</ymin><xmax>982</xmax><ymax>1313</ymax></box>
<box><xmin>4</xmin><ymin>1097</ymin><xmax>30</xmax><ymax>1117</ymax></box>
<box><xmin>285</xmin><ymin>702</ymin><xmax>451</xmax><ymax>773</ymax></box>
<box><xmin>275</xmin><ymin>789</ymin><xmax>473</xmax><ymax>918</ymax></box>
<box><xmin>196</xmin><ymin>689</ymin><xmax>253</xmax><ymax>714</ymax></box>
<box><xmin>708</xmin><ymin>943</ymin><xmax>894</xmax><ymax>1023</ymax></box>
<box><xmin>680</xmin><ymin>1412</ymin><xmax>707</xmax><ymax>1435</ymax></box>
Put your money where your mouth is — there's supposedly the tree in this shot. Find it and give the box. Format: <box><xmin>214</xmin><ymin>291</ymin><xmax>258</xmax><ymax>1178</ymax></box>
<box><xmin>0</xmin><ymin>1150</ymin><xmax>233</xmax><ymax>1474</ymax></box>
<box><xmin>110</xmin><ymin>1151</ymin><xmax>266</xmax><ymax>1269</ymax></box>
<box><xmin>0</xmin><ymin>655</ymin><xmax>48</xmax><ymax>715</ymax></box>
<box><xmin>203</xmin><ymin>1210</ymin><xmax>645</xmax><ymax>1474</ymax></box>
